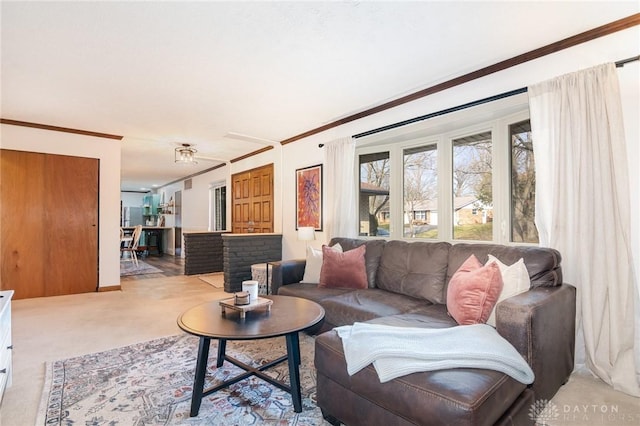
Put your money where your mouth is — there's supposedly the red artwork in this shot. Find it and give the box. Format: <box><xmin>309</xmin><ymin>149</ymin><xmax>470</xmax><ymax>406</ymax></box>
<box><xmin>296</xmin><ymin>164</ymin><xmax>322</xmax><ymax>230</ymax></box>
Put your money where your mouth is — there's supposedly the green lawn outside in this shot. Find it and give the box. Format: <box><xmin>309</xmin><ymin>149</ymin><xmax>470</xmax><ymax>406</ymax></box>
<box><xmin>415</xmin><ymin>223</ymin><xmax>493</xmax><ymax>240</ymax></box>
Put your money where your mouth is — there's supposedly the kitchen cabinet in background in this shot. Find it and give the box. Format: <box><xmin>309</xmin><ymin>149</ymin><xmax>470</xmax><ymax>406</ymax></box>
<box><xmin>142</xmin><ymin>194</ymin><xmax>160</xmax><ymax>225</ymax></box>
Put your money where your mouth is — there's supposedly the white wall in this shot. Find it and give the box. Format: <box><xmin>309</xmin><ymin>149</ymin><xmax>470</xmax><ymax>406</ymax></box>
<box><xmin>275</xmin><ymin>27</ymin><xmax>640</xmax><ymax>263</ymax></box>
<box><xmin>120</xmin><ymin>191</ymin><xmax>145</xmax><ymax>208</ymax></box>
<box><xmin>0</xmin><ymin>124</ymin><xmax>122</xmax><ymax>289</ymax></box>
<box><xmin>181</xmin><ymin>167</ymin><xmax>228</xmax><ymax>233</ymax></box>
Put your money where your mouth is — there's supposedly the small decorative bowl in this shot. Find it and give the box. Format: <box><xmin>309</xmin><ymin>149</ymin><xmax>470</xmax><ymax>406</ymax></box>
<box><xmin>234</xmin><ymin>291</ymin><xmax>250</xmax><ymax>305</ymax></box>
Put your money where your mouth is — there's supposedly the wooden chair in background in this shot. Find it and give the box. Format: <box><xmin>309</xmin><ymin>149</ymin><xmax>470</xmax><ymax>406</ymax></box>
<box><xmin>121</xmin><ymin>225</ymin><xmax>142</xmax><ymax>267</ymax></box>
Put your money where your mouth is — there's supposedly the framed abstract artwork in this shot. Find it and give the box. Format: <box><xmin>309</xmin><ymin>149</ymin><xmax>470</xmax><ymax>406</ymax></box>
<box><xmin>296</xmin><ymin>164</ymin><xmax>323</xmax><ymax>231</ymax></box>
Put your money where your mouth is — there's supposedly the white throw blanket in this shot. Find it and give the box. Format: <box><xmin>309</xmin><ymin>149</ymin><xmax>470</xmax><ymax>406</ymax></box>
<box><xmin>334</xmin><ymin>322</ymin><xmax>534</xmax><ymax>384</ymax></box>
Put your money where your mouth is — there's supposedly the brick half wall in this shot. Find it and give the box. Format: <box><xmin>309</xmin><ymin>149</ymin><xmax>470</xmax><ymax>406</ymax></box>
<box><xmin>223</xmin><ymin>234</ymin><xmax>282</xmax><ymax>292</ymax></box>
<box><xmin>183</xmin><ymin>232</ymin><xmax>227</xmax><ymax>275</ymax></box>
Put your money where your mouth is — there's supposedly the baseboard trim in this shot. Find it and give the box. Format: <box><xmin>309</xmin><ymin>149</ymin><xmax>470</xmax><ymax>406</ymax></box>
<box><xmin>98</xmin><ymin>285</ymin><xmax>121</xmax><ymax>292</ymax></box>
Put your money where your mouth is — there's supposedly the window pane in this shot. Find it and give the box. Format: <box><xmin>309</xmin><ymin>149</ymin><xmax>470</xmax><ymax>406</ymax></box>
<box><xmin>403</xmin><ymin>145</ymin><xmax>438</xmax><ymax>238</ymax></box>
<box><xmin>359</xmin><ymin>152</ymin><xmax>390</xmax><ymax>236</ymax></box>
<box><xmin>510</xmin><ymin>120</ymin><xmax>539</xmax><ymax>243</ymax></box>
<box><xmin>452</xmin><ymin>132</ymin><xmax>493</xmax><ymax>240</ymax></box>
<box><xmin>211</xmin><ymin>185</ymin><xmax>226</xmax><ymax>231</ymax></box>
<box><xmin>215</xmin><ymin>186</ymin><xmax>226</xmax><ymax>231</ymax></box>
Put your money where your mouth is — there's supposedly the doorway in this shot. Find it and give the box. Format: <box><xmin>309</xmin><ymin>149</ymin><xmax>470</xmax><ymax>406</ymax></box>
<box><xmin>231</xmin><ymin>163</ymin><xmax>273</xmax><ymax>233</ymax></box>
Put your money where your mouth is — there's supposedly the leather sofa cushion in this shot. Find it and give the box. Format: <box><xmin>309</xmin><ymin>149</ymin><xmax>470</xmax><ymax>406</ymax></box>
<box><xmin>315</xmin><ymin>326</ymin><xmax>527</xmax><ymax>426</ymax></box>
<box><xmin>447</xmin><ymin>243</ymin><xmax>562</xmax><ymax>288</ymax></box>
<box><xmin>367</xmin><ymin>308</ymin><xmax>457</xmax><ymax>329</ymax></box>
<box><xmin>277</xmin><ymin>283</ymin><xmax>353</xmax><ymax>302</ymax></box>
<box><xmin>329</xmin><ymin>238</ymin><xmax>385</xmax><ymax>288</ymax></box>
<box><xmin>377</xmin><ymin>240</ymin><xmax>451</xmax><ymax>304</ymax></box>
<box><xmin>320</xmin><ymin>289</ymin><xmax>428</xmax><ymax>328</ymax></box>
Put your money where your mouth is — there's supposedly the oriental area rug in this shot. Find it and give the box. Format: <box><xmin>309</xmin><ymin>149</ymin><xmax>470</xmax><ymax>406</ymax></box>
<box><xmin>37</xmin><ymin>333</ymin><xmax>326</xmax><ymax>425</ymax></box>
<box><xmin>120</xmin><ymin>260</ymin><xmax>163</xmax><ymax>276</ymax></box>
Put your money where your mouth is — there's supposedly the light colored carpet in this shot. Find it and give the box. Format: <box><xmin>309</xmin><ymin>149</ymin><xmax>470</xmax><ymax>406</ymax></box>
<box><xmin>1</xmin><ymin>274</ymin><xmax>638</xmax><ymax>425</ymax></box>
<box><xmin>38</xmin><ymin>334</ymin><xmax>322</xmax><ymax>425</ymax></box>
<box><xmin>197</xmin><ymin>272</ymin><xmax>224</xmax><ymax>288</ymax></box>
<box><xmin>120</xmin><ymin>259</ymin><xmax>163</xmax><ymax>276</ymax></box>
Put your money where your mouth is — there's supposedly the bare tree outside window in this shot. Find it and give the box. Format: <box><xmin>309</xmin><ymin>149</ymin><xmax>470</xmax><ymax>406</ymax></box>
<box><xmin>354</xmin><ymin>96</ymin><xmax>534</xmax><ymax>244</ymax></box>
<box><xmin>359</xmin><ymin>152</ymin><xmax>390</xmax><ymax>236</ymax></box>
<box><xmin>403</xmin><ymin>145</ymin><xmax>438</xmax><ymax>238</ymax></box>
<box><xmin>452</xmin><ymin>132</ymin><xmax>493</xmax><ymax>241</ymax></box>
<box><xmin>510</xmin><ymin>120</ymin><xmax>539</xmax><ymax>243</ymax></box>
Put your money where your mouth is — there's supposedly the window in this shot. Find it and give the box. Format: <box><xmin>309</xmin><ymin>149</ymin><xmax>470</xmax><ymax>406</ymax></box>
<box><xmin>355</xmin><ymin>94</ymin><xmax>536</xmax><ymax>245</ymax></box>
<box><xmin>359</xmin><ymin>152</ymin><xmax>390</xmax><ymax>236</ymax></box>
<box><xmin>403</xmin><ymin>144</ymin><xmax>438</xmax><ymax>238</ymax></box>
<box><xmin>452</xmin><ymin>131</ymin><xmax>492</xmax><ymax>241</ymax></box>
<box><xmin>209</xmin><ymin>182</ymin><xmax>227</xmax><ymax>231</ymax></box>
<box><xmin>510</xmin><ymin>120</ymin><xmax>538</xmax><ymax>243</ymax></box>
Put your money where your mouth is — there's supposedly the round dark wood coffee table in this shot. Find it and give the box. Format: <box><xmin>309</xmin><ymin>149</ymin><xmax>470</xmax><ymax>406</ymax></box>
<box><xmin>177</xmin><ymin>295</ymin><xmax>325</xmax><ymax>416</ymax></box>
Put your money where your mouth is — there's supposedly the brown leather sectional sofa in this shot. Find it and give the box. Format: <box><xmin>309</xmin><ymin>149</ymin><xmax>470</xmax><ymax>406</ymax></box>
<box><xmin>271</xmin><ymin>238</ymin><xmax>576</xmax><ymax>426</ymax></box>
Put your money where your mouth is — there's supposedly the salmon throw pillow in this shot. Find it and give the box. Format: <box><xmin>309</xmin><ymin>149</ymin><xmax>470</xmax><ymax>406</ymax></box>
<box><xmin>301</xmin><ymin>243</ymin><xmax>343</xmax><ymax>284</ymax></box>
<box><xmin>319</xmin><ymin>244</ymin><xmax>368</xmax><ymax>289</ymax></box>
<box><xmin>447</xmin><ymin>254</ymin><xmax>504</xmax><ymax>325</ymax></box>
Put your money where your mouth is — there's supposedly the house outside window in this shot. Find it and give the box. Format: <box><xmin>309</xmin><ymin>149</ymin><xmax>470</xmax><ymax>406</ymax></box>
<box><xmin>359</xmin><ymin>152</ymin><xmax>390</xmax><ymax>236</ymax></box>
<box><xmin>452</xmin><ymin>131</ymin><xmax>492</xmax><ymax>241</ymax></box>
<box><xmin>403</xmin><ymin>144</ymin><xmax>437</xmax><ymax>238</ymax></box>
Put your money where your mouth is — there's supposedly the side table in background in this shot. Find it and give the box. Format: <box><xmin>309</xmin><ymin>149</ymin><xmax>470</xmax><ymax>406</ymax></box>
<box><xmin>250</xmin><ymin>263</ymin><xmax>273</xmax><ymax>295</ymax></box>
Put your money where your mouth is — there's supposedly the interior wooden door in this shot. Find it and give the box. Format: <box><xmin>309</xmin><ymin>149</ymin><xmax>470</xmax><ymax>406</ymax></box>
<box><xmin>231</xmin><ymin>164</ymin><xmax>273</xmax><ymax>233</ymax></box>
<box><xmin>0</xmin><ymin>150</ymin><xmax>47</xmax><ymax>298</ymax></box>
<box><xmin>0</xmin><ymin>149</ymin><xmax>99</xmax><ymax>299</ymax></box>
<box><xmin>43</xmin><ymin>154</ymin><xmax>99</xmax><ymax>296</ymax></box>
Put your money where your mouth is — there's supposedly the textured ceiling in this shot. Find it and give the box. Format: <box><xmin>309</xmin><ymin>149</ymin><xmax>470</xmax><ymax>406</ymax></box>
<box><xmin>1</xmin><ymin>1</ymin><xmax>637</xmax><ymax>190</ymax></box>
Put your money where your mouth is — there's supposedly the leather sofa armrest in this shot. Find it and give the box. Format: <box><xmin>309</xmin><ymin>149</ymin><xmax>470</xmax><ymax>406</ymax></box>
<box><xmin>270</xmin><ymin>259</ymin><xmax>306</xmax><ymax>295</ymax></box>
<box><xmin>496</xmin><ymin>284</ymin><xmax>576</xmax><ymax>401</ymax></box>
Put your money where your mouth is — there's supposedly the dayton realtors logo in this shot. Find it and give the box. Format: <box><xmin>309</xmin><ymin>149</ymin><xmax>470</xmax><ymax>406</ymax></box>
<box><xmin>528</xmin><ymin>399</ymin><xmax>560</xmax><ymax>425</ymax></box>
<box><xmin>529</xmin><ymin>399</ymin><xmax>640</xmax><ymax>425</ymax></box>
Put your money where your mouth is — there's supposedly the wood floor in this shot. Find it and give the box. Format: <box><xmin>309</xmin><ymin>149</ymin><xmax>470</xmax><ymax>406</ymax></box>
<box><xmin>120</xmin><ymin>254</ymin><xmax>185</xmax><ymax>282</ymax></box>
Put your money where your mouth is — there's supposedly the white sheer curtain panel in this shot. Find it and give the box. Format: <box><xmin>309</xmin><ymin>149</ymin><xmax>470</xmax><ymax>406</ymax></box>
<box><xmin>529</xmin><ymin>63</ymin><xmax>639</xmax><ymax>396</ymax></box>
<box><xmin>323</xmin><ymin>137</ymin><xmax>358</xmax><ymax>240</ymax></box>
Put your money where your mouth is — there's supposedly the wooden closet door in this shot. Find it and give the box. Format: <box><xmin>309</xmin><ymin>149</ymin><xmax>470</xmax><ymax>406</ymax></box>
<box><xmin>0</xmin><ymin>150</ymin><xmax>47</xmax><ymax>298</ymax></box>
<box><xmin>43</xmin><ymin>154</ymin><xmax>99</xmax><ymax>296</ymax></box>
<box><xmin>0</xmin><ymin>149</ymin><xmax>99</xmax><ymax>299</ymax></box>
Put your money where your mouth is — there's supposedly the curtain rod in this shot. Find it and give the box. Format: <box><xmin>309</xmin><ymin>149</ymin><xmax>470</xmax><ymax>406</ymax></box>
<box><xmin>336</xmin><ymin>54</ymin><xmax>639</xmax><ymax>142</ymax></box>
<box><xmin>352</xmin><ymin>88</ymin><xmax>527</xmax><ymax>140</ymax></box>
<box><xmin>616</xmin><ymin>55</ymin><xmax>639</xmax><ymax>67</ymax></box>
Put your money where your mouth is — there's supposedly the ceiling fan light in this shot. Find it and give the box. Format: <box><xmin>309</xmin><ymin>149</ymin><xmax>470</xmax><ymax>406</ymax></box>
<box><xmin>175</xmin><ymin>144</ymin><xmax>198</xmax><ymax>165</ymax></box>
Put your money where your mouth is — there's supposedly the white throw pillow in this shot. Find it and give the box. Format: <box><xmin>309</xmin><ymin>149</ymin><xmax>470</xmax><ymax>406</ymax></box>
<box><xmin>301</xmin><ymin>243</ymin><xmax>343</xmax><ymax>284</ymax></box>
<box><xmin>485</xmin><ymin>255</ymin><xmax>530</xmax><ymax>326</ymax></box>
